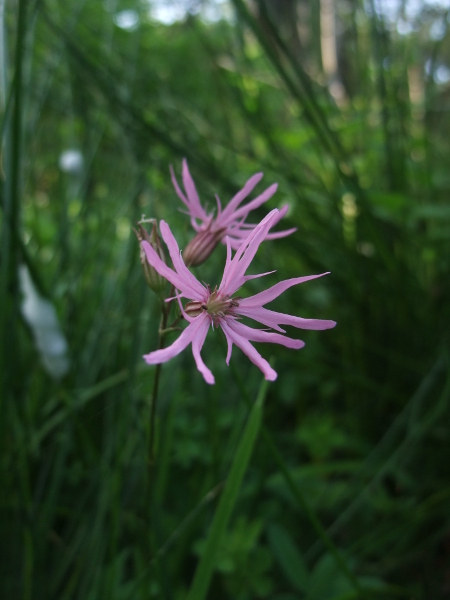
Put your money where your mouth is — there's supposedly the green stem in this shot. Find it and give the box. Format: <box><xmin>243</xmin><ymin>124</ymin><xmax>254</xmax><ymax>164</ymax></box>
<box><xmin>0</xmin><ymin>0</ymin><xmax>27</xmax><ymax>453</ymax></box>
<box><xmin>148</xmin><ymin>305</ymin><xmax>169</xmax><ymax>467</ymax></box>
<box><xmin>147</xmin><ymin>281</ymin><xmax>178</xmax><ymax>467</ymax></box>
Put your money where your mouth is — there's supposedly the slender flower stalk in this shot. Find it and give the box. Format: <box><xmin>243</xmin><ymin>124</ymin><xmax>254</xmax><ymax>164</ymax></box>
<box><xmin>141</xmin><ymin>209</ymin><xmax>335</xmax><ymax>384</ymax></box>
<box><xmin>171</xmin><ymin>159</ymin><xmax>296</xmax><ymax>266</ymax></box>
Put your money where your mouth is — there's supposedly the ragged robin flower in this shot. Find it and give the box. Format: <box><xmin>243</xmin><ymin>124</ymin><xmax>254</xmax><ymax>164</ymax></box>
<box><xmin>141</xmin><ymin>209</ymin><xmax>336</xmax><ymax>384</ymax></box>
<box><xmin>171</xmin><ymin>159</ymin><xmax>296</xmax><ymax>266</ymax></box>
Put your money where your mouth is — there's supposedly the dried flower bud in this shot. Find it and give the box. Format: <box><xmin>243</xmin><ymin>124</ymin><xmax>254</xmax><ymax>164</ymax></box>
<box><xmin>183</xmin><ymin>227</ymin><xmax>226</xmax><ymax>267</ymax></box>
<box><xmin>135</xmin><ymin>220</ymin><xmax>167</xmax><ymax>294</ymax></box>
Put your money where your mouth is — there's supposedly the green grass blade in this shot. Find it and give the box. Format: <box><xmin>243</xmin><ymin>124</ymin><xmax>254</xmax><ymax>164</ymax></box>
<box><xmin>0</xmin><ymin>0</ymin><xmax>28</xmax><ymax>414</ymax></box>
<box><xmin>267</xmin><ymin>523</ymin><xmax>309</xmax><ymax>593</ymax></box>
<box><xmin>185</xmin><ymin>377</ymin><xmax>269</xmax><ymax>600</ymax></box>
<box><xmin>230</xmin><ymin>362</ymin><xmax>364</xmax><ymax>596</ymax></box>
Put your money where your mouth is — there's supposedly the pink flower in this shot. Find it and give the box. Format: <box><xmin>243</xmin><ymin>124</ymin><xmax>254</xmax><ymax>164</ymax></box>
<box><xmin>171</xmin><ymin>159</ymin><xmax>296</xmax><ymax>265</ymax></box>
<box><xmin>141</xmin><ymin>209</ymin><xmax>336</xmax><ymax>384</ymax></box>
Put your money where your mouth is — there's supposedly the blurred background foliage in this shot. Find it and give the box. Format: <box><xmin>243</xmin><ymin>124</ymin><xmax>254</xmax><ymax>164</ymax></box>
<box><xmin>1</xmin><ymin>0</ymin><xmax>450</xmax><ymax>598</ymax></box>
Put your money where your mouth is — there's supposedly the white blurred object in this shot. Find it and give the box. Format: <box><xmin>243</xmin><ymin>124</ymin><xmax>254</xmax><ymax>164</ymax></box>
<box><xmin>149</xmin><ymin>2</ymin><xmax>187</xmax><ymax>24</ymax></box>
<box><xmin>148</xmin><ymin>0</ymin><xmax>231</xmax><ymax>25</ymax></box>
<box><xmin>434</xmin><ymin>65</ymin><xmax>450</xmax><ymax>85</ymax></box>
<box><xmin>430</xmin><ymin>18</ymin><xmax>446</xmax><ymax>41</ymax></box>
<box><xmin>58</xmin><ymin>149</ymin><xmax>83</xmax><ymax>174</ymax></box>
<box><xmin>114</xmin><ymin>9</ymin><xmax>140</xmax><ymax>30</ymax></box>
<box><xmin>19</xmin><ymin>265</ymin><xmax>70</xmax><ymax>379</ymax></box>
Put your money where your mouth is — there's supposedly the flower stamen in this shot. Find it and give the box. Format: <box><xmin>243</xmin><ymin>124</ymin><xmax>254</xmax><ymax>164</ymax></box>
<box><xmin>184</xmin><ymin>287</ymin><xmax>240</xmax><ymax>324</ymax></box>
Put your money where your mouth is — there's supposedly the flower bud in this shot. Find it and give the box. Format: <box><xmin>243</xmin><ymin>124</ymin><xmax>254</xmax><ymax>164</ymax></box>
<box><xmin>135</xmin><ymin>220</ymin><xmax>167</xmax><ymax>294</ymax></box>
<box><xmin>184</xmin><ymin>300</ymin><xmax>205</xmax><ymax>318</ymax></box>
<box><xmin>183</xmin><ymin>227</ymin><xmax>226</xmax><ymax>267</ymax></box>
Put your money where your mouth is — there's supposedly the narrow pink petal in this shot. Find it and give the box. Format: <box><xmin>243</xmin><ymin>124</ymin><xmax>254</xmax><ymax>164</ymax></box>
<box><xmin>143</xmin><ymin>317</ymin><xmax>205</xmax><ymax>365</ymax></box>
<box><xmin>215</xmin><ymin>194</ymin><xmax>222</xmax><ymax>217</ymax></box>
<box><xmin>237</xmin><ymin>305</ymin><xmax>337</xmax><ymax>331</ymax></box>
<box><xmin>219</xmin><ymin>183</ymin><xmax>278</xmax><ymax>226</ymax></box>
<box><xmin>223</xmin><ymin>206</ymin><xmax>295</xmax><ymax>248</ymax></box>
<box><xmin>224</xmin><ymin>222</ymin><xmax>292</xmax><ymax>237</ymax></box>
<box><xmin>224</xmin><ymin>232</ymin><xmax>267</xmax><ymax>251</ymax></box>
<box><xmin>219</xmin><ymin>236</ymin><xmax>233</xmax><ymax>291</ymax></box>
<box><xmin>239</xmin><ymin>274</ymin><xmax>330</xmax><ymax>308</ymax></box>
<box><xmin>224</xmin><ymin>327</ymin><xmax>233</xmax><ymax>364</ymax></box>
<box><xmin>243</xmin><ymin>270</ymin><xmax>276</xmax><ymax>281</ymax></box>
<box><xmin>220</xmin><ymin>320</ymin><xmax>277</xmax><ymax>381</ymax></box>
<box><xmin>269</xmin><ymin>203</ymin><xmax>288</xmax><ymax>222</ymax></box>
<box><xmin>219</xmin><ymin>210</ymin><xmax>277</xmax><ymax>292</ymax></box>
<box><xmin>231</xmin><ymin>210</ymin><xmax>279</xmax><ymax>275</ymax></box>
<box><xmin>229</xmin><ymin>204</ymin><xmax>297</xmax><ymax>234</ymax></box>
<box><xmin>263</xmin><ymin>228</ymin><xmax>297</xmax><ymax>240</ymax></box>
<box><xmin>142</xmin><ymin>241</ymin><xmax>191</xmax><ymax>294</ymax></box>
<box><xmin>225</xmin><ymin>319</ymin><xmax>305</xmax><ymax>349</ymax></box>
<box><xmin>182</xmin><ymin>159</ymin><xmax>209</xmax><ymax>222</ymax></box>
<box><xmin>224</xmin><ymin>227</ymin><xmax>296</xmax><ymax>250</ymax></box>
<box><xmin>229</xmin><ymin>221</ymin><xmax>256</xmax><ymax>230</ymax></box>
<box><xmin>223</xmin><ymin>192</ymin><xmax>283</xmax><ymax>230</ymax></box>
<box><xmin>219</xmin><ymin>209</ymin><xmax>280</xmax><ymax>296</ymax></box>
<box><xmin>219</xmin><ymin>173</ymin><xmax>263</xmax><ymax>221</ymax></box>
<box><xmin>191</xmin><ymin>315</ymin><xmax>215</xmax><ymax>384</ymax></box>
<box><xmin>159</xmin><ymin>221</ymin><xmax>207</xmax><ymax>299</ymax></box>
<box><xmin>170</xmin><ymin>164</ymin><xmax>189</xmax><ymax>207</ymax></box>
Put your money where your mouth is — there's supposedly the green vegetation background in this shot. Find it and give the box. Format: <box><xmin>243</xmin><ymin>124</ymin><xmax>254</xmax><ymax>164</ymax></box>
<box><xmin>1</xmin><ymin>0</ymin><xmax>450</xmax><ymax>598</ymax></box>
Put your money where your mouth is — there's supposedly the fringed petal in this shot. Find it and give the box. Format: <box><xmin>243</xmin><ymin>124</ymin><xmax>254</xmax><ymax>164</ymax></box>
<box><xmin>225</xmin><ymin>319</ymin><xmax>305</xmax><ymax>349</ymax></box>
<box><xmin>219</xmin><ymin>209</ymin><xmax>280</xmax><ymax>296</ymax></box>
<box><xmin>239</xmin><ymin>274</ymin><xmax>330</xmax><ymax>308</ymax></box>
<box><xmin>237</xmin><ymin>305</ymin><xmax>337</xmax><ymax>331</ymax></box>
<box><xmin>181</xmin><ymin>159</ymin><xmax>209</xmax><ymax>222</ymax></box>
<box><xmin>141</xmin><ymin>241</ymin><xmax>189</xmax><ymax>294</ymax></box>
<box><xmin>219</xmin><ymin>172</ymin><xmax>263</xmax><ymax>220</ymax></box>
<box><xmin>220</xmin><ymin>320</ymin><xmax>277</xmax><ymax>381</ymax></box>
<box><xmin>191</xmin><ymin>315</ymin><xmax>214</xmax><ymax>384</ymax></box>
<box><xmin>143</xmin><ymin>316</ymin><xmax>207</xmax><ymax>365</ymax></box>
<box><xmin>159</xmin><ymin>221</ymin><xmax>207</xmax><ymax>299</ymax></box>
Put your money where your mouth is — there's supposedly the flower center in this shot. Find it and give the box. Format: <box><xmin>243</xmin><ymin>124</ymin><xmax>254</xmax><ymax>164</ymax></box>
<box><xmin>184</xmin><ymin>286</ymin><xmax>240</xmax><ymax>324</ymax></box>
